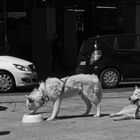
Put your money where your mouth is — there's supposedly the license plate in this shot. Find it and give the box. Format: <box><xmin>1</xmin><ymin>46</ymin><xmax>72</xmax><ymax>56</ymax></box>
<box><xmin>80</xmin><ymin>61</ymin><xmax>86</xmax><ymax>66</ymax></box>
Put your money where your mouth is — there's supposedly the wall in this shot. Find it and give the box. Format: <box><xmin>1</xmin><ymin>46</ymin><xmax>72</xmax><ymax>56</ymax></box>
<box><xmin>136</xmin><ymin>4</ymin><xmax>140</xmax><ymax>34</ymax></box>
<box><xmin>64</xmin><ymin>11</ymin><xmax>78</xmax><ymax>69</ymax></box>
<box><xmin>124</xmin><ymin>3</ymin><xmax>135</xmax><ymax>34</ymax></box>
<box><xmin>32</xmin><ymin>8</ymin><xmax>56</xmax><ymax>73</ymax></box>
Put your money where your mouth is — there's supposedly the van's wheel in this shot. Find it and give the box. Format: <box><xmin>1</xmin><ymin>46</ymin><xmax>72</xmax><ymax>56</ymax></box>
<box><xmin>100</xmin><ymin>68</ymin><xmax>120</xmax><ymax>88</ymax></box>
<box><xmin>0</xmin><ymin>71</ymin><xmax>15</xmax><ymax>93</ymax></box>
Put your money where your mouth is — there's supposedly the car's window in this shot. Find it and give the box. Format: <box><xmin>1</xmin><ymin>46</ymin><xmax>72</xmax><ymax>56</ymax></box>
<box><xmin>79</xmin><ymin>39</ymin><xmax>95</xmax><ymax>56</ymax></box>
<box><xmin>101</xmin><ymin>37</ymin><xmax>115</xmax><ymax>48</ymax></box>
<box><xmin>117</xmin><ymin>36</ymin><xmax>138</xmax><ymax>50</ymax></box>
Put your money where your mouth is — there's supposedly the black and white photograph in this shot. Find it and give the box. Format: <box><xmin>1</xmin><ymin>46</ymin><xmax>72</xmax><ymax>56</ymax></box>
<box><xmin>0</xmin><ymin>0</ymin><xmax>140</xmax><ymax>139</ymax></box>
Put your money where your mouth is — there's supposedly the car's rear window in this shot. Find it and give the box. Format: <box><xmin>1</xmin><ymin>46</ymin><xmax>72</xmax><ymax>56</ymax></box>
<box><xmin>79</xmin><ymin>35</ymin><xmax>140</xmax><ymax>58</ymax></box>
<box><xmin>116</xmin><ymin>35</ymin><xmax>140</xmax><ymax>51</ymax></box>
<box><xmin>100</xmin><ymin>37</ymin><xmax>115</xmax><ymax>49</ymax></box>
<box><xmin>117</xmin><ymin>36</ymin><xmax>136</xmax><ymax>50</ymax></box>
<box><xmin>79</xmin><ymin>38</ymin><xmax>96</xmax><ymax>56</ymax></box>
<box><xmin>101</xmin><ymin>35</ymin><xmax>140</xmax><ymax>51</ymax></box>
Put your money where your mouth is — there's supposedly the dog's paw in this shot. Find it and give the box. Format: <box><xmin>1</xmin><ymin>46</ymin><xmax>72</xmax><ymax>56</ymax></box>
<box><xmin>94</xmin><ymin>114</ymin><xmax>101</xmax><ymax>118</ymax></box>
<box><xmin>47</xmin><ymin>117</ymin><xmax>55</xmax><ymax>121</ymax></box>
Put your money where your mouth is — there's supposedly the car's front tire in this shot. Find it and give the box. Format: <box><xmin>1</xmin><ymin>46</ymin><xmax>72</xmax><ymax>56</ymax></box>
<box><xmin>0</xmin><ymin>71</ymin><xmax>15</xmax><ymax>93</ymax></box>
<box><xmin>100</xmin><ymin>68</ymin><xmax>120</xmax><ymax>88</ymax></box>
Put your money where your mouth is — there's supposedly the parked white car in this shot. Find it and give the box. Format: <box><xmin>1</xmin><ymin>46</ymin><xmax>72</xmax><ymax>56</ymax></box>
<box><xmin>0</xmin><ymin>55</ymin><xmax>38</xmax><ymax>93</ymax></box>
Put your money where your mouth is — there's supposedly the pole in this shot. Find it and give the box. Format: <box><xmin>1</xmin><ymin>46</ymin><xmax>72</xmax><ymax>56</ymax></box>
<box><xmin>3</xmin><ymin>0</ymin><xmax>9</xmax><ymax>54</ymax></box>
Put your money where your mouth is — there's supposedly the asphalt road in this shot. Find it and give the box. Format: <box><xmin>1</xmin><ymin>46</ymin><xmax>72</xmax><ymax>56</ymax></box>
<box><xmin>0</xmin><ymin>85</ymin><xmax>139</xmax><ymax>140</ymax></box>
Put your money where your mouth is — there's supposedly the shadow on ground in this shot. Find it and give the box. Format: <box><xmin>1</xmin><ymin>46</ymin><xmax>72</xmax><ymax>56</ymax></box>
<box><xmin>0</xmin><ymin>106</ymin><xmax>8</xmax><ymax>111</ymax></box>
<box><xmin>0</xmin><ymin>131</ymin><xmax>11</xmax><ymax>136</ymax></box>
<box><xmin>43</xmin><ymin>113</ymin><xmax>109</xmax><ymax>121</ymax></box>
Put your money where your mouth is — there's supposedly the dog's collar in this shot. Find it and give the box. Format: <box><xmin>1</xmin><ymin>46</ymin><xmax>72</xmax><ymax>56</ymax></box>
<box><xmin>39</xmin><ymin>96</ymin><xmax>47</xmax><ymax>106</ymax></box>
<box><xmin>42</xmin><ymin>96</ymin><xmax>48</xmax><ymax>104</ymax></box>
<box><xmin>40</xmin><ymin>77</ymin><xmax>68</xmax><ymax>105</ymax></box>
<box><xmin>60</xmin><ymin>78</ymin><xmax>68</xmax><ymax>94</ymax></box>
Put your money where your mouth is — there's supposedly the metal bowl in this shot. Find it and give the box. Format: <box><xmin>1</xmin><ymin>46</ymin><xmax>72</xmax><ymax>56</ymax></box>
<box><xmin>22</xmin><ymin>113</ymin><xmax>43</xmax><ymax>123</ymax></box>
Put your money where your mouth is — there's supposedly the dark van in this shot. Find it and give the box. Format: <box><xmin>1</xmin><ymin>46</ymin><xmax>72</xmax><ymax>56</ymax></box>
<box><xmin>75</xmin><ymin>34</ymin><xmax>140</xmax><ymax>88</ymax></box>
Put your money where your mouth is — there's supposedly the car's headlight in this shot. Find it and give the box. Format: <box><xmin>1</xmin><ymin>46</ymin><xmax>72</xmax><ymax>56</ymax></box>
<box><xmin>13</xmin><ymin>64</ymin><xmax>30</xmax><ymax>72</ymax></box>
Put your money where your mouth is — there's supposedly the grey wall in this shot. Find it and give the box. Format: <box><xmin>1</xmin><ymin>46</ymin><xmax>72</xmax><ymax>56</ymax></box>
<box><xmin>32</xmin><ymin>8</ymin><xmax>55</xmax><ymax>73</ymax></box>
<box><xmin>64</xmin><ymin>11</ymin><xmax>78</xmax><ymax>68</ymax></box>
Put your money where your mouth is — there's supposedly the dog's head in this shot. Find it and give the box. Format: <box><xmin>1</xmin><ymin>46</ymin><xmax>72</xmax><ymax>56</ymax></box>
<box><xmin>25</xmin><ymin>78</ymin><xmax>65</xmax><ymax>114</ymax></box>
<box><xmin>25</xmin><ymin>82</ymin><xmax>49</xmax><ymax>114</ymax></box>
<box><xmin>129</xmin><ymin>86</ymin><xmax>140</xmax><ymax>105</ymax></box>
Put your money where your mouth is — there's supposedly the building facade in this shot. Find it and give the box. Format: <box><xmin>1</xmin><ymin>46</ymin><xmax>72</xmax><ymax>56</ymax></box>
<box><xmin>0</xmin><ymin>0</ymin><xmax>139</xmax><ymax>73</ymax></box>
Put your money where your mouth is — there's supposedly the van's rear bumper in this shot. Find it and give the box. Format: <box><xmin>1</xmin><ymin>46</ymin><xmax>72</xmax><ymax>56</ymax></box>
<box><xmin>75</xmin><ymin>66</ymin><xmax>99</xmax><ymax>76</ymax></box>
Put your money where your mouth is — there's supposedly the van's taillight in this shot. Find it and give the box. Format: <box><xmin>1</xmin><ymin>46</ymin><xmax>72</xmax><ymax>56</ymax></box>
<box><xmin>90</xmin><ymin>50</ymin><xmax>102</xmax><ymax>65</ymax></box>
<box><xmin>90</xmin><ymin>40</ymin><xmax>102</xmax><ymax>65</ymax></box>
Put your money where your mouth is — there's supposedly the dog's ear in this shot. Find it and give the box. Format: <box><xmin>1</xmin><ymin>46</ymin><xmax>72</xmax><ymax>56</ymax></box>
<box><xmin>38</xmin><ymin>82</ymin><xmax>45</xmax><ymax>93</ymax></box>
<box><xmin>135</xmin><ymin>85</ymin><xmax>138</xmax><ymax>90</ymax></box>
<box><xmin>25</xmin><ymin>95</ymin><xmax>34</xmax><ymax>103</ymax></box>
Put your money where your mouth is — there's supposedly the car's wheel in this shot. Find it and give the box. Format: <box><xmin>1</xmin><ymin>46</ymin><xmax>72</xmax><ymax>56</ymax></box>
<box><xmin>100</xmin><ymin>68</ymin><xmax>120</xmax><ymax>88</ymax></box>
<box><xmin>0</xmin><ymin>71</ymin><xmax>15</xmax><ymax>93</ymax></box>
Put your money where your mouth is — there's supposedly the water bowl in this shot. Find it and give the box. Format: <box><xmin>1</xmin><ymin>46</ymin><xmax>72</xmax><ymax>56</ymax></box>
<box><xmin>22</xmin><ymin>113</ymin><xmax>43</xmax><ymax>123</ymax></box>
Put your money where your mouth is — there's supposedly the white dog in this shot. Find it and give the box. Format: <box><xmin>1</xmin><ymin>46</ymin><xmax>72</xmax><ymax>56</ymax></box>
<box><xmin>110</xmin><ymin>86</ymin><xmax>140</xmax><ymax>121</ymax></box>
<box><xmin>25</xmin><ymin>74</ymin><xmax>102</xmax><ymax>121</ymax></box>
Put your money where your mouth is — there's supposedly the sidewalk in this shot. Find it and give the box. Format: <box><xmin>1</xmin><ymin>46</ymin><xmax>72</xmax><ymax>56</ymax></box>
<box><xmin>0</xmin><ymin>88</ymin><xmax>139</xmax><ymax>140</ymax></box>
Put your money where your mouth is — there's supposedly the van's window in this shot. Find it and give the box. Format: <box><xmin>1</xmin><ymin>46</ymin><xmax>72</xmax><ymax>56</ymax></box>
<box><xmin>101</xmin><ymin>37</ymin><xmax>114</xmax><ymax>48</ymax></box>
<box><xmin>79</xmin><ymin>39</ymin><xmax>95</xmax><ymax>56</ymax></box>
<box><xmin>117</xmin><ymin>36</ymin><xmax>137</xmax><ymax>50</ymax></box>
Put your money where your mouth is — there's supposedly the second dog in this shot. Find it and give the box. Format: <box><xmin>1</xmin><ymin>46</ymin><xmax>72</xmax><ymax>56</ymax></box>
<box><xmin>110</xmin><ymin>86</ymin><xmax>140</xmax><ymax>121</ymax></box>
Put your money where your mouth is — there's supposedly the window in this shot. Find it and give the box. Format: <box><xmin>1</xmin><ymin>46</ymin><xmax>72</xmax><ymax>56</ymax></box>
<box><xmin>7</xmin><ymin>0</ymin><xmax>26</xmax><ymax>12</ymax></box>
<box><xmin>117</xmin><ymin>36</ymin><xmax>137</xmax><ymax>50</ymax></box>
<box><xmin>101</xmin><ymin>37</ymin><xmax>115</xmax><ymax>48</ymax></box>
<box><xmin>0</xmin><ymin>1</ymin><xmax>3</xmax><ymax>14</ymax></box>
